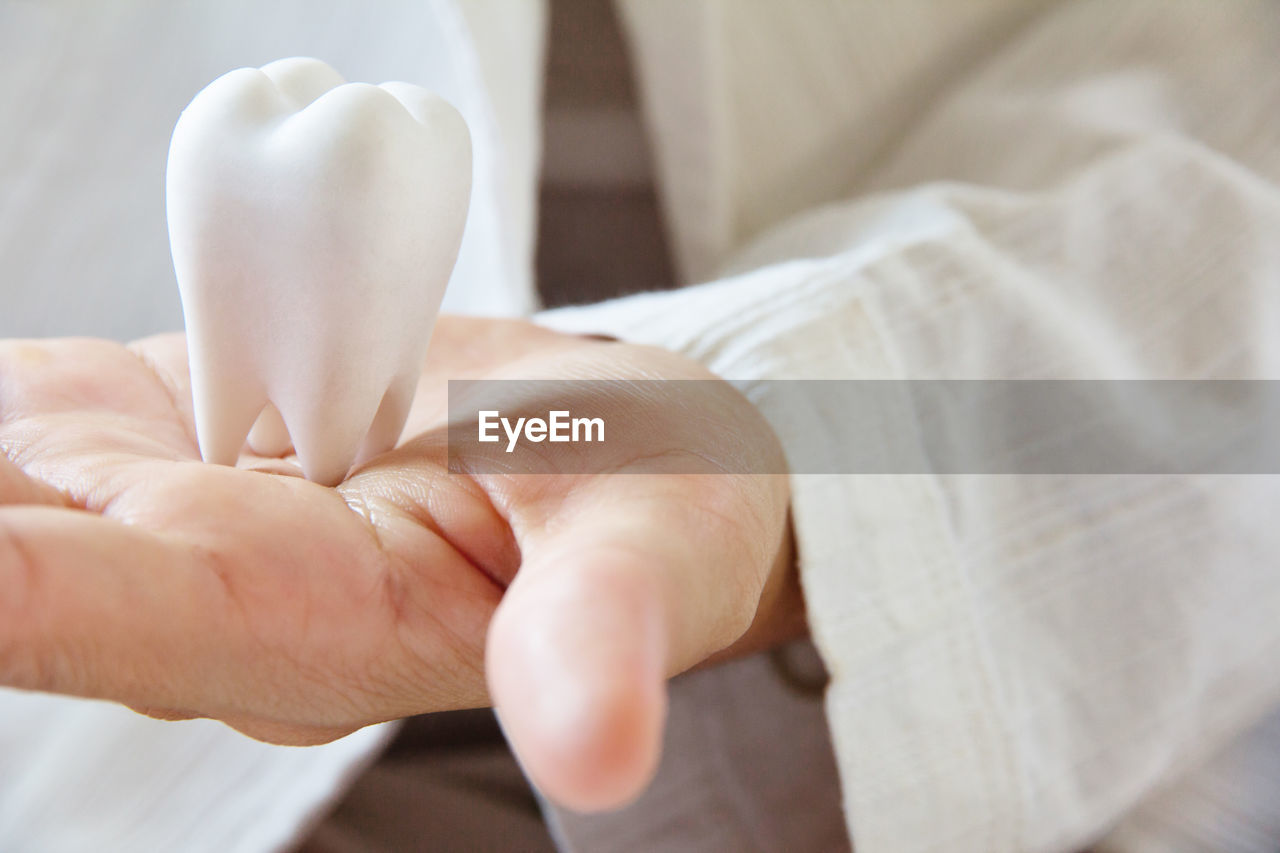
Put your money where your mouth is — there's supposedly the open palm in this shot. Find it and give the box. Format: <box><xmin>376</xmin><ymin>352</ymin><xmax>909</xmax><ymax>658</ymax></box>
<box><xmin>0</xmin><ymin>316</ymin><xmax>795</xmax><ymax>810</ymax></box>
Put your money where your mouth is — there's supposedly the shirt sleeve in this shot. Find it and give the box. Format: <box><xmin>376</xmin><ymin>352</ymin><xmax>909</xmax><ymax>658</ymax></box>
<box><xmin>537</xmin><ymin>3</ymin><xmax>1280</xmax><ymax>850</ymax></box>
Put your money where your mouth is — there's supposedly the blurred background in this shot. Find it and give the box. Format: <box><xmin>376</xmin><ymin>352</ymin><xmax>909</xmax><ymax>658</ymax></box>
<box><xmin>0</xmin><ymin>0</ymin><xmax>673</xmax><ymax>340</ymax></box>
<box><xmin>536</xmin><ymin>0</ymin><xmax>673</xmax><ymax>308</ymax></box>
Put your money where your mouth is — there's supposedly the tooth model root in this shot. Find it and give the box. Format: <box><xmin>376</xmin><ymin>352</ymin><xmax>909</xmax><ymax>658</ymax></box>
<box><xmin>276</xmin><ymin>382</ymin><xmax>391</xmax><ymax>488</ymax></box>
<box><xmin>355</xmin><ymin>375</ymin><xmax>418</xmax><ymax>466</ymax></box>
<box><xmin>231</xmin><ymin>376</ymin><xmax>417</xmax><ymax>486</ymax></box>
<box><xmin>167</xmin><ymin>57</ymin><xmax>471</xmax><ymax>485</ymax></box>
<box><xmin>190</xmin><ymin>381</ymin><xmax>267</xmax><ymax>472</ymax></box>
<box><xmin>185</xmin><ymin>338</ymin><xmax>267</xmax><ymax>470</ymax></box>
<box><xmin>247</xmin><ymin>404</ymin><xmax>292</xmax><ymax>458</ymax></box>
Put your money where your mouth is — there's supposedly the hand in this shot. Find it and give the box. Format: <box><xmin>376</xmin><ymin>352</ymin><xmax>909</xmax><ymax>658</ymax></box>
<box><xmin>0</xmin><ymin>316</ymin><xmax>802</xmax><ymax>810</ymax></box>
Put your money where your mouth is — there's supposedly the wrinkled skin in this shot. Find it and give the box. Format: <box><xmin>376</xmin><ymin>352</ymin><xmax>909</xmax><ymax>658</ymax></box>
<box><xmin>0</xmin><ymin>316</ymin><xmax>800</xmax><ymax>811</ymax></box>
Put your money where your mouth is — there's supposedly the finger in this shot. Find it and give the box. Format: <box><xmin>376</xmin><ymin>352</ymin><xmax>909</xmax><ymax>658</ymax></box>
<box><xmin>0</xmin><ymin>452</ymin><xmax>67</xmax><ymax>507</ymax></box>
<box><xmin>0</xmin><ymin>337</ymin><xmax>197</xmax><ymax>462</ymax></box>
<box><xmin>128</xmin><ymin>333</ymin><xmax>201</xmax><ymax>457</ymax></box>
<box><xmin>0</xmin><ymin>502</ymin><xmax>345</xmax><ymax>718</ymax></box>
<box><xmin>221</xmin><ymin>716</ymin><xmax>360</xmax><ymax>746</ymax></box>
<box><xmin>128</xmin><ymin>705</ymin><xmax>200</xmax><ymax>722</ymax></box>
<box><xmin>127</xmin><ymin>332</ymin><xmax>194</xmax><ymax>411</ymax></box>
<box><xmin>485</xmin><ymin>474</ymin><xmax>789</xmax><ymax>812</ymax></box>
<box><xmin>0</xmin><ymin>481</ymin><xmax>499</xmax><ymax>728</ymax></box>
<box><xmin>0</xmin><ymin>505</ymin><xmax>216</xmax><ymax>706</ymax></box>
<box><xmin>0</xmin><ymin>338</ymin><xmax>181</xmax><ymax>425</ymax></box>
<box><xmin>124</xmin><ymin>705</ymin><xmax>356</xmax><ymax>746</ymax></box>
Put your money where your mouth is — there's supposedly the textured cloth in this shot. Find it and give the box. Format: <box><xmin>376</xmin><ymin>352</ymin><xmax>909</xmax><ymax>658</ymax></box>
<box><xmin>0</xmin><ymin>690</ymin><xmax>393</xmax><ymax>853</ymax></box>
<box><xmin>533</xmin><ymin>2</ymin><xmax>1280</xmax><ymax>851</ymax></box>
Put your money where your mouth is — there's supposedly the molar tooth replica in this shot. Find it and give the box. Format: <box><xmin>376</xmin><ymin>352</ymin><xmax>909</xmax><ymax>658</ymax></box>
<box><xmin>166</xmin><ymin>57</ymin><xmax>471</xmax><ymax>486</ymax></box>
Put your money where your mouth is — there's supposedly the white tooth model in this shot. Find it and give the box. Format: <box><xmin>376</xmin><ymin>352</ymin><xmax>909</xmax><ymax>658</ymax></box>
<box><xmin>167</xmin><ymin>57</ymin><xmax>471</xmax><ymax>486</ymax></box>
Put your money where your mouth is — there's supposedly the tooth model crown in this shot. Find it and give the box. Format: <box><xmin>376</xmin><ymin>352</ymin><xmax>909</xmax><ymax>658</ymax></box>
<box><xmin>167</xmin><ymin>57</ymin><xmax>472</xmax><ymax>486</ymax></box>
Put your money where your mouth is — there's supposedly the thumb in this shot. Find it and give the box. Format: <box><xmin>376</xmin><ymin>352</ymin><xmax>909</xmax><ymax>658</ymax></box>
<box><xmin>485</xmin><ymin>476</ymin><xmax>787</xmax><ymax>812</ymax></box>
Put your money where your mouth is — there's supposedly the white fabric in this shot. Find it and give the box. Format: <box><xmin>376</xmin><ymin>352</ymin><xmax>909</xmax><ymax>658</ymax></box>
<box><xmin>0</xmin><ymin>691</ymin><xmax>393</xmax><ymax>853</ymax></box>
<box><xmin>1096</xmin><ymin>705</ymin><xmax>1280</xmax><ymax>853</ymax></box>
<box><xmin>614</xmin><ymin>0</ymin><xmax>1042</xmax><ymax>284</ymax></box>
<box><xmin>539</xmin><ymin>1</ymin><xmax>1280</xmax><ymax>850</ymax></box>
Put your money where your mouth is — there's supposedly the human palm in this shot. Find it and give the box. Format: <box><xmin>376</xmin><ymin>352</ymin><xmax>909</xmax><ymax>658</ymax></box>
<box><xmin>0</xmin><ymin>316</ymin><xmax>797</xmax><ymax>810</ymax></box>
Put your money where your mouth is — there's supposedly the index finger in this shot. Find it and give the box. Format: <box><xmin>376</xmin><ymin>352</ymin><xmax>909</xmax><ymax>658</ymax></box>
<box><xmin>0</xmin><ymin>505</ymin><xmax>222</xmax><ymax>707</ymax></box>
<box><xmin>0</xmin><ymin>452</ymin><xmax>67</xmax><ymax>507</ymax></box>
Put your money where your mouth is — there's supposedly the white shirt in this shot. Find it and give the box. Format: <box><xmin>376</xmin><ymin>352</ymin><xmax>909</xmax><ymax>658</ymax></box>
<box><xmin>545</xmin><ymin>1</ymin><xmax>1280</xmax><ymax>850</ymax></box>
